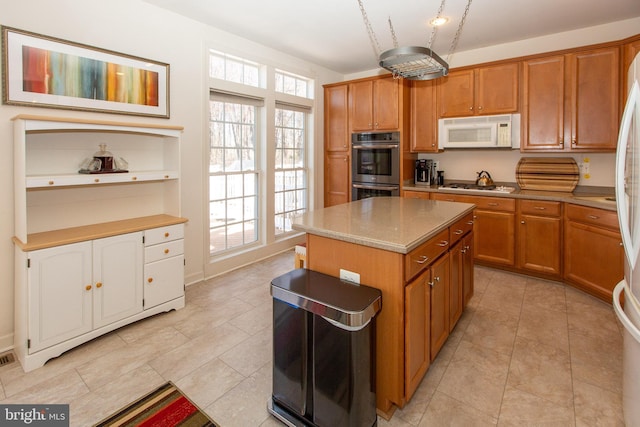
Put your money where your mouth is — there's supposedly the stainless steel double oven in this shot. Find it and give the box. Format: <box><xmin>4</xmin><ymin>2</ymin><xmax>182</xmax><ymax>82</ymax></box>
<box><xmin>351</xmin><ymin>131</ymin><xmax>400</xmax><ymax>200</ymax></box>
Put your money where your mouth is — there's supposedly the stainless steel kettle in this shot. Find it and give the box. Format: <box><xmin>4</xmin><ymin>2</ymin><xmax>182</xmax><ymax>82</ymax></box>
<box><xmin>475</xmin><ymin>170</ymin><xmax>494</xmax><ymax>187</ymax></box>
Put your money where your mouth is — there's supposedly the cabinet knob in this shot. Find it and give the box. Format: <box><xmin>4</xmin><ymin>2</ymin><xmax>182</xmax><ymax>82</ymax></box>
<box><xmin>437</xmin><ymin>240</ymin><xmax>449</xmax><ymax>247</ymax></box>
<box><xmin>147</xmin><ymin>277</ymin><xmax>153</xmax><ymax>283</ymax></box>
<box><xmin>416</xmin><ymin>255</ymin><xmax>429</xmax><ymax>264</ymax></box>
<box><xmin>454</xmin><ymin>229</ymin><xmax>464</xmax><ymax>235</ymax></box>
<box><xmin>94</xmin><ymin>178</ymin><xmax>100</xmax><ymax>183</ymax></box>
<box><xmin>429</xmin><ymin>281</ymin><xmax>434</xmax><ymax>288</ymax></box>
<box><xmin>461</xmin><ymin>248</ymin><xmax>466</xmax><ymax>254</ymax></box>
<box><xmin>96</xmin><ymin>282</ymin><xmax>102</xmax><ymax>288</ymax></box>
<box><xmin>344</xmin><ymin>157</ymin><xmax>348</xmax><ymax>162</ymax></box>
<box><xmin>469</xmin><ymin>106</ymin><xmax>473</xmax><ymax>111</ymax></box>
<box><xmin>131</xmin><ymin>176</ymin><xmax>138</xmax><ymax>181</ymax></box>
<box><xmin>467</xmin><ymin>221</ymin><xmax>474</xmax><ymax>225</ymax></box>
<box><xmin>85</xmin><ymin>285</ymin><xmax>92</xmax><ymax>291</ymax></box>
<box><xmin>478</xmin><ymin>106</ymin><xmax>483</xmax><ymax>110</ymax></box>
<box><xmin>48</xmin><ymin>180</ymin><xmax>55</xmax><ymax>186</ymax></box>
<box><xmin>521</xmin><ymin>220</ymin><xmax>525</xmax><ymax>224</ymax></box>
<box><xmin>164</xmin><ymin>175</ymin><xmax>170</xmax><ymax>179</ymax></box>
<box><xmin>165</xmin><ymin>232</ymin><xmax>170</xmax><ymax>237</ymax></box>
<box><xmin>572</xmin><ymin>139</ymin><xmax>577</xmax><ymax>146</ymax></box>
<box><xmin>164</xmin><ymin>249</ymin><xmax>170</xmax><ymax>254</ymax></box>
<box><xmin>587</xmin><ymin>215</ymin><xmax>600</xmax><ymax>220</ymax></box>
<box><xmin>534</xmin><ymin>206</ymin><xmax>546</xmax><ymax>210</ymax></box>
<box><xmin>434</xmin><ymin>276</ymin><xmax>440</xmax><ymax>282</ymax></box>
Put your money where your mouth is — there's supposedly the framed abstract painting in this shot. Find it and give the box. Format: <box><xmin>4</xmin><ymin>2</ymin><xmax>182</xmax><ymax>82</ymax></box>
<box><xmin>1</xmin><ymin>26</ymin><xmax>170</xmax><ymax>118</ymax></box>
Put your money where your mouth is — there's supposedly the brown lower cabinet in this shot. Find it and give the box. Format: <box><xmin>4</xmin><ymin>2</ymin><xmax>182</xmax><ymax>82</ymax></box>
<box><xmin>430</xmin><ymin>193</ymin><xmax>516</xmax><ymax>266</ymax></box>
<box><xmin>517</xmin><ymin>199</ymin><xmax>562</xmax><ymax>278</ymax></box>
<box><xmin>424</xmin><ymin>192</ymin><xmax>623</xmax><ymax>302</ymax></box>
<box><xmin>429</xmin><ymin>253</ymin><xmax>451</xmax><ymax>361</ymax></box>
<box><xmin>564</xmin><ymin>204</ymin><xmax>624</xmax><ymax>300</ymax></box>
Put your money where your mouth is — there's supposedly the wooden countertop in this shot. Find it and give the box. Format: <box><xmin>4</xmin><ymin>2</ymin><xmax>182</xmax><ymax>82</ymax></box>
<box><xmin>13</xmin><ymin>214</ymin><xmax>188</xmax><ymax>251</ymax></box>
<box><xmin>291</xmin><ymin>197</ymin><xmax>475</xmax><ymax>254</ymax></box>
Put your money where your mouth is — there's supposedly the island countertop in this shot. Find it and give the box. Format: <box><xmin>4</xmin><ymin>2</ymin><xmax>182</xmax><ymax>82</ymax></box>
<box><xmin>292</xmin><ymin>197</ymin><xmax>475</xmax><ymax>254</ymax></box>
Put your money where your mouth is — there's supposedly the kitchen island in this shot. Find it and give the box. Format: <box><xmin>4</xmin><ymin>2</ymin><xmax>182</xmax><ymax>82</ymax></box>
<box><xmin>292</xmin><ymin>197</ymin><xmax>475</xmax><ymax>418</ymax></box>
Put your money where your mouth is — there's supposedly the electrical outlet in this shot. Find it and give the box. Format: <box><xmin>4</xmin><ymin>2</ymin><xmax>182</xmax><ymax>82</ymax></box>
<box><xmin>340</xmin><ymin>268</ymin><xmax>360</xmax><ymax>284</ymax></box>
<box><xmin>583</xmin><ymin>162</ymin><xmax>590</xmax><ymax>178</ymax></box>
<box><xmin>433</xmin><ymin>160</ymin><xmax>440</xmax><ymax>171</ymax></box>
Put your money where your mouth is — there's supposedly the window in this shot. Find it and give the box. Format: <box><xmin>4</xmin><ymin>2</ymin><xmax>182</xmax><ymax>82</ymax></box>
<box><xmin>275</xmin><ymin>70</ymin><xmax>312</xmax><ymax>99</ymax></box>
<box><xmin>208</xmin><ymin>93</ymin><xmax>261</xmax><ymax>254</ymax></box>
<box><xmin>274</xmin><ymin>105</ymin><xmax>308</xmax><ymax>235</ymax></box>
<box><xmin>207</xmin><ymin>48</ymin><xmax>314</xmax><ymax>264</ymax></box>
<box><xmin>209</xmin><ymin>49</ymin><xmax>260</xmax><ymax>87</ymax></box>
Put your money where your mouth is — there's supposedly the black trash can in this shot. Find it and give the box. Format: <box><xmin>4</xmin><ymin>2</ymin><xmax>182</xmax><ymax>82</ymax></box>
<box><xmin>268</xmin><ymin>268</ymin><xmax>382</xmax><ymax>427</ymax></box>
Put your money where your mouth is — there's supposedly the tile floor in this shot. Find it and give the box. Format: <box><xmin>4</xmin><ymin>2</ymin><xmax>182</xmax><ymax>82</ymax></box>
<box><xmin>0</xmin><ymin>250</ymin><xmax>624</xmax><ymax>426</ymax></box>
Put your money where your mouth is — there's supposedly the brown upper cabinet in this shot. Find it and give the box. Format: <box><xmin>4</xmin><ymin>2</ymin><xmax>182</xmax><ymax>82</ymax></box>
<box><xmin>521</xmin><ymin>56</ymin><xmax>566</xmax><ymax>150</ymax></box>
<box><xmin>623</xmin><ymin>37</ymin><xmax>640</xmax><ymax>97</ymax></box>
<box><xmin>323</xmin><ymin>84</ymin><xmax>350</xmax><ymax>207</ymax></box>
<box><xmin>410</xmin><ymin>80</ymin><xmax>438</xmax><ymax>152</ymax></box>
<box><xmin>521</xmin><ymin>46</ymin><xmax>620</xmax><ymax>152</ymax></box>
<box><xmin>349</xmin><ymin>76</ymin><xmax>401</xmax><ymax>131</ymax></box>
<box><xmin>437</xmin><ymin>63</ymin><xmax>519</xmax><ymax>117</ymax></box>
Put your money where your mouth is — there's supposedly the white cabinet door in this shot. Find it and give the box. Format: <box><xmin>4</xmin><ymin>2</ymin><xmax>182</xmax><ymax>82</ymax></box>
<box><xmin>93</xmin><ymin>233</ymin><xmax>143</xmax><ymax>328</ymax></box>
<box><xmin>28</xmin><ymin>242</ymin><xmax>93</xmax><ymax>353</ymax></box>
<box><xmin>144</xmin><ymin>256</ymin><xmax>184</xmax><ymax>309</ymax></box>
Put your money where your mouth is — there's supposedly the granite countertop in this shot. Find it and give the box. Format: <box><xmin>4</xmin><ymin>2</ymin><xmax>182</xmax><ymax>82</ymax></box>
<box><xmin>403</xmin><ymin>182</ymin><xmax>618</xmax><ymax>211</ymax></box>
<box><xmin>292</xmin><ymin>197</ymin><xmax>475</xmax><ymax>254</ymax></box>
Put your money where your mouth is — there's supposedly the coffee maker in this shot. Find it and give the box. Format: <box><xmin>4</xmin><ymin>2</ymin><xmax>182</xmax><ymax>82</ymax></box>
<box><xmin>415</xmin><ymin>159</ymin><xmax>435</xmax><ymax>186</ymax></box>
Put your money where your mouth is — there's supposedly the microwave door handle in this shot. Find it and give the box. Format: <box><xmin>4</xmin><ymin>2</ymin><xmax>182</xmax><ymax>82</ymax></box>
<box><xmin>353</xmin><ymin>184</ymin><xmax>398</xmax><ymax>191</ymax></box>
<box><xmin>352</xmin><ymin>144</ymin><xmax>399</xmax><ymax>150</ymax></box>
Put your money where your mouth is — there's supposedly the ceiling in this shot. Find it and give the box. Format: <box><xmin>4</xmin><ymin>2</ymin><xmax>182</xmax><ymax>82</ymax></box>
<box><xmin>143</xmin><ymin>0</ymin><xmax>640</xmax><ymax>74</ymax></box>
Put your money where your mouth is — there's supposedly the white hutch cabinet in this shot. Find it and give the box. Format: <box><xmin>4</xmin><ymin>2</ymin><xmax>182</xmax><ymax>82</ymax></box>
<box><xmin>12</xmin><ymin>115</ymin><xmax>188</xmax><ymax>372</ymax></box>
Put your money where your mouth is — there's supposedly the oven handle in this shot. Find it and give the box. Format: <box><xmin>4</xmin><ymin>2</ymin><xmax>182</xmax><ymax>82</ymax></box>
<box><xmin>352</xmin><ymin>183</ymin><xmax>399</xmax><ymax>191</ymax></box>
<box><xmin>352</xmin><ymin>144</ymin><xmax>399</xmax><ymax>150</ymax></box>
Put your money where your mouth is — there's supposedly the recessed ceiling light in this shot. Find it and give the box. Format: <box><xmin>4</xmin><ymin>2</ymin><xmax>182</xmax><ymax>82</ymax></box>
<box><xmin>430</xmin><ymin>16</ymin><xmax>449</xmax><ymax>26</ymax></box>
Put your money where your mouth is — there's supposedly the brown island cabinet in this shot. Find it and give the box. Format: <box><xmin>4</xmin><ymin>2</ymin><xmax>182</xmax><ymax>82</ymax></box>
<box><xmin>291</xmin><ymin>197</ymin><xmax>475</xmax><ymax>418</ymax></box>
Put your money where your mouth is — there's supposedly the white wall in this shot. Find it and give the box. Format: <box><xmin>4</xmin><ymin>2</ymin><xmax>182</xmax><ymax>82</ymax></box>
<box><xmin>0</xmin><ymin>0</ymin><xmax>342</xmax><ymax>352</ymax></box>
<box><xmin>417</xmin><ymin>150</ymin><xmax>615</xmax><ymax>188</ymax></box>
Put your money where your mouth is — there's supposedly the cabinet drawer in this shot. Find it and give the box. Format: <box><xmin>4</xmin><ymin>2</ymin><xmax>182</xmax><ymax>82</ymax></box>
<box><xmin>519</xmin><ymin>199</ymin><xmax>561</xmax><ymax>217</ymax></box>
<box><xmin>405</xmin><ymin>229</ymin><xmax>449</xmax><ymax>282</ymax></box>
<box><xmin>431</xmin><ymin>193</ymin><xmax>469</xmax><ymax>203</ymax></box>
<box><xmin>470</xmin><ymin>196</ymin><xmax>515</xmax><ymax>212</ymax></box>
<box><xmin>450</xmin><ymin>212</ymin><xmax>474</xmax><ymax>245</ymax></box>
<box><xmin>566</xmin><ymin>204</ymin><xmax>619</xmax><ymax>230</ymax></box>
<box><xmin>145</xmin><ymin>224</ymin><xmax>184</xmax><ymax>246</ymax></box>
<box><xmin>145</xmin><ymin>239</ymin><xmax>184</xmax><ymax>263</ymax></box>
<box><xmin>432</xmin><ymin>193</ymin><xmax>515</xmax><ymax>212</ymax></box>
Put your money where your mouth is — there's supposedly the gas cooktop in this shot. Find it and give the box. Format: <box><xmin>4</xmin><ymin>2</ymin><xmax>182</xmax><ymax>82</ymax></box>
<box><xmin>438</xmin><ymin>183</ymin><xmax>516</xmax><ymax>194</ymax></box>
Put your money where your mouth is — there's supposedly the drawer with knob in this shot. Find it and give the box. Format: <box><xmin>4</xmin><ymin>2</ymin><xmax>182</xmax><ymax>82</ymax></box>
<box><xmin>144</xmin><ymin>239</ymin><xmax>184</xmax><ymax>263</ymax></box>
<box><xmin>144</xmin><ymin>224</ymin><xmax>184</xmax><ymax>246</ymax></box>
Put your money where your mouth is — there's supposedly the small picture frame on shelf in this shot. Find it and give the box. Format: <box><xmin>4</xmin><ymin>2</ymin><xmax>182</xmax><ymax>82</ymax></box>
<box><xmin>1</xmin><ymin>26</ymin><xmax>170</xmax><ymax>118</ymax></box>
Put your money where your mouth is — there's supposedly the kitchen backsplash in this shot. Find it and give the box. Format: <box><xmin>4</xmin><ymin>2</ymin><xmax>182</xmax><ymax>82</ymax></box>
<box><xmin>417</xmin><ymin>151</ymin><xmax>616</xmax><ymax>187</ymax></box>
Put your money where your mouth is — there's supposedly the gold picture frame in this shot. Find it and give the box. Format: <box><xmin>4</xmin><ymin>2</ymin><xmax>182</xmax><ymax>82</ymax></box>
<box><xmin>1</xmin><ymin>26</ymin><xmax>170</xmax><ymax>118</ymax></box>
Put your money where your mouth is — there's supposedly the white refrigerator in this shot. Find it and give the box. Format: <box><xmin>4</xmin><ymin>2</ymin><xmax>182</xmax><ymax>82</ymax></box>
<box><xmin>614</xmin><ymin>50</ymin><xmax>640</xmax><ymax>427</ymax></box>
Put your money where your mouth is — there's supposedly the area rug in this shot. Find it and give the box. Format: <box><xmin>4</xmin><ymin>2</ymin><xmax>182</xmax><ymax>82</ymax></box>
<box><xmin>94</xmin><ymin>382</ymin><xmax>219</xmax><ymax>427</ymax></box>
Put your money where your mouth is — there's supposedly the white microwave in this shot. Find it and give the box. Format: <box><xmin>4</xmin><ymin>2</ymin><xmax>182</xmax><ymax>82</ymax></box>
<box><xmin>439</xmin><ymin>114</ymin><xmax>520</xmax><ymax>149</ymax></box>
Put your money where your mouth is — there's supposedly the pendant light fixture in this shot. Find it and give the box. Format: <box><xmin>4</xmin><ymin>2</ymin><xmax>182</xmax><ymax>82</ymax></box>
<box><xmin>356</xmin><ymin>0</ymin><xmax>473</xmax><ymax>80</ymax></box>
